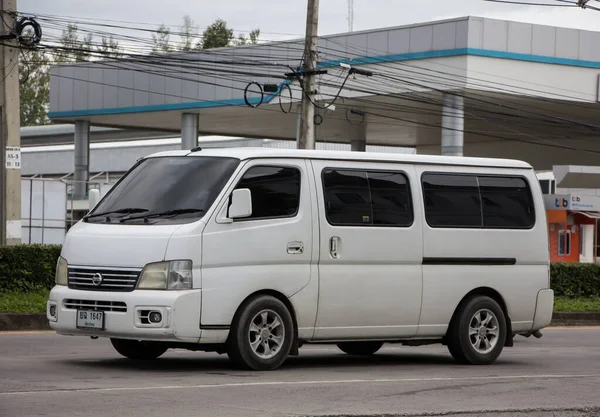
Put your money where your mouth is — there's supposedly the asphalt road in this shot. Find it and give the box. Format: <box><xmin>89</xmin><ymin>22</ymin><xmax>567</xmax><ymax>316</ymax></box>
<box><xmin>1</xmin><ymin>328</ymin><xmax>600</xmax><ymax>417</ymax></box>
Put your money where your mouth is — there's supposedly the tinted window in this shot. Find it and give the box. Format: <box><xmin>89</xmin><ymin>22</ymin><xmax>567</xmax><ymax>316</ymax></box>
<box><xmin>422</xmin><ymin>174</ymin><xmax>482</xmax><ymax>227</ymax></box>
<box><xmin>367</xmin><ymin>172</ymin><xmax>412</xmax><ymax>226</ymax></box>
<box><xmin>479</xmin><ymin>176</ymin><xmax>535</xmax><ymax>228</ymax></box>
<box><xmin>422</xmin><ymin>173</ymin><xmax>535</xmax><ymax>229</ymax></box>
<box><xmin>235</xmin><ymin>166</ymin><xmax>300</xmax><ymax>220</ymax></box>
<box><xmin>323</xmin><ymin>169</ymin><xmax>412</xmax><ymax>227</ymax></box>
<box><xmin>87</xmin><ymin>156</ymin><xmax>240</xmax><ymax>224</ymax></box>
<box><xmin>539</xmin><ymin>180</ymin><xmax>550</xmax><ymax>194</ymax></box>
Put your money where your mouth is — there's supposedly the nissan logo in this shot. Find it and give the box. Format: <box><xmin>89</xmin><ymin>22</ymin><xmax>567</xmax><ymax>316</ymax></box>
<box><xmin>92</xmin><ymin>273</ymin><xmax>103</xmax><ymax>286</ymax></box>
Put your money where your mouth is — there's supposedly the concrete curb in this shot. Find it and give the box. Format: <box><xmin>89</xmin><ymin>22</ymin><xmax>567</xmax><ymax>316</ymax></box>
<box><xmin>0</xmin><ymin>313</ymin><xmax>51</xmax><ymax>331</ymax></box>
<box><xmin>0</xmin><ymin>312</ymin><xmax>599</xmax><ymax>332</ymax></box>
<box><xmin>551</xmin><ymin>312</ymin><xmax>600</xmax><ymax>327</ymax></box>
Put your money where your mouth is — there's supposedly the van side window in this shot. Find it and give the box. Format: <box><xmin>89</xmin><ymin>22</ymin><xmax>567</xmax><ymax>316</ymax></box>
<box><xmin>479</xmin><ymin>176</ymin><xmax>535</xmax><ymax>228</ymax></box>
<box><xmin>421</xmin><ymin>174</ymin><xmax>482</xmax><ymax>228</ymax></box>
<box><xmin>234</xmin><ymin>166</ymin><xmax>301</xmax><ymax>220</ymax></box>
<box><xmin>422</xmin><ymin>173</ymin><xmax>535</xmax><ymax>229</ymax></box>
<box><xmin>322</xmin><ymin>169</ymin><xmax>413</xmax><ymax>227</ymax></box>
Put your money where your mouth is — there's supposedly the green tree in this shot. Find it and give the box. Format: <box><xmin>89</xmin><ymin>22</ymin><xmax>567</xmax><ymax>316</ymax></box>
<box><xmin>180</xmin><ymin>15</ymin><xmax>198</xmax><ymax>51</ymax></box>
<box><xmin>151</xmin><ymin>24</ymin><xmax>171</xmax><ymax>54</ymax></box>
<box><xmin>235</xmin><ymin>29</ymin><xmax>261</xmax><ymax>46</ymax></box>
<box><xmin>200</xmin><ymin>18</ymin><xmax>234</xmax><ymax>49</ymax></box>
<box><xmin>97</xmin><ymin>35</ymin><xmax>121</xmax><ymax>58</ymax></box>
<box><xmin>19</xmin><ymin>49</ymin><xmax>51</xmax><ymax>126</ymax></box>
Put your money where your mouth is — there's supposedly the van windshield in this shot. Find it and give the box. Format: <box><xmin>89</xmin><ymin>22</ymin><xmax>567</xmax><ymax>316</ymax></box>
<box><xmin>85</xmin><ymin>156</ymin><xmax>240</xmax><ymax>224</ymax></box>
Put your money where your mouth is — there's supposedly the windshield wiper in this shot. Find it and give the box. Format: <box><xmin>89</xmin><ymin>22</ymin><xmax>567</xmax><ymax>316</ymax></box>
<box><xmin>119</xmin><ymin>208</ymin><xmax>204</xmax><ymax>223</ymax></box>
<box><xmin>84</xmin><ymin>208</ymin><xmax>149</xmax><ymax>221</ymax></box>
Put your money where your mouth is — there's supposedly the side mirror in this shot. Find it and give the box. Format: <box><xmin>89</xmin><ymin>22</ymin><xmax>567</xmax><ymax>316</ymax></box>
<box><xmin>89</xmin><ymin>189</ymin><xmax>101</xmax><ymax>211</ymax></box>
<box><xmin>228</xmin><ymin>188</ymin><xmax>252</xmax><ymax>219</ymax></box>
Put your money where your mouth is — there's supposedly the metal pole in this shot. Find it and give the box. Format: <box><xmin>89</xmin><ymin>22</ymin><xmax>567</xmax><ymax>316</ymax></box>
<box><xmin>73</xmin><ymin>120</ymin><xmax>90</xmax><ymax>200</ymax></box>
<box><xmin>0</xmin><ymin>1</ymin><xmax>22</xmax><ymax>245</ymax></box>
<box><xmin>297</xmin><ymin>0</ymin><xmax>319</xmax><ymax>150</ymax></box>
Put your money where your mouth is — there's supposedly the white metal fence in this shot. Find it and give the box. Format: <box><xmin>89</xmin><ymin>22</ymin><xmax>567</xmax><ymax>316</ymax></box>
<box><xmin>21</xmin><ymin>178</ymin><xmax>115</xmax><ymax>245</ymax></box>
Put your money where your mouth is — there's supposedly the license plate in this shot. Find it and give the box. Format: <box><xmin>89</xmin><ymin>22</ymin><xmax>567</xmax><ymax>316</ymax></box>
<box><xmin>76</xmin><ymin>310</ymin><xmax>105</xmax><ymax>330</ymax></box>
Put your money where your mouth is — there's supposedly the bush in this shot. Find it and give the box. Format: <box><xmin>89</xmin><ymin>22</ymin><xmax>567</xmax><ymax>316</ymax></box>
<box><xmin>551</xmin><ymin>263</ymin><xmax>600</xmax><ymax>298</ymax></box>
<box><xmin>0</xmin><ymin>245</ymin><xmax>62</xmax><ymax>293</ymax></box>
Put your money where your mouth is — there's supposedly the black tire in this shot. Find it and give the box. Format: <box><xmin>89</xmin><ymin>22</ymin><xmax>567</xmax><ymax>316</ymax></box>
<box><xmin>110</xmin><ymin>338</ymin><xmax>168</xmax><ymax>360</ymax></box>
<box><xmin>227</xmin><ymin>295</ymin><xmax>294</xmax><ymax>371</ymax></box>
<box><xmin>447</xmin><ymin>295</ymin><xmax>507</xmax><ymax>365</ymax></box>
<box><xmin>337</xmin><ymin>341</ymin><xmax>384</xmax><ymax>356</ymax></box>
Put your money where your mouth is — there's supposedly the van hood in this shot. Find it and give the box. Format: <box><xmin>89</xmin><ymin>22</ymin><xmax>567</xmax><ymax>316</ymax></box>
<box><xmin>61</xmin><ymin>221</ymin><xmax>187</xmax><ymax>268</ymax></box>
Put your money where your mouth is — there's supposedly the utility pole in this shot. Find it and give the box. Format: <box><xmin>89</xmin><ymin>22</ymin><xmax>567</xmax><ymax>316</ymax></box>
<box><xmin>297</xmin><ymin>0</ymin><xmax>319</xmax><ymax>150</ymax></box>
<box><xmin>0</xmin><ymin>0</ymin><xmax>21</xmax><ymax>245</ymax></box>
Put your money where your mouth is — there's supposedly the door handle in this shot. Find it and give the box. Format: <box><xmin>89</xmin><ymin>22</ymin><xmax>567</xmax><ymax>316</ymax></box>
<box><xmin>287</xmin><ymin>241</ymin><xmax>304</xmax><ymax>254</ymax></box>
<box><xmin>330</xmin><ymin>236</ymin><xmax>341</xmax><ymax>259</ymax></box>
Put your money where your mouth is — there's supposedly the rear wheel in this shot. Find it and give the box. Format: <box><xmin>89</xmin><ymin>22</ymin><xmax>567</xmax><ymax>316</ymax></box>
<box><xmin>110</xmin><ymin>338</ymin><xmax>168</xmax><ymax>360</ymax></box>
<box><xmin>337</xmin><ymin>341</ymin><xmax>384</xmax><ymax>356</ymax></box>
<box><xmin>447</xmin><ymin>295</ymin><xmax>507</xmax><ymax>365</ymax></box>
<box><xmin>227</xmin><ymin>295</ymin><xmax>294</xmax><ymax>371</ymax></box>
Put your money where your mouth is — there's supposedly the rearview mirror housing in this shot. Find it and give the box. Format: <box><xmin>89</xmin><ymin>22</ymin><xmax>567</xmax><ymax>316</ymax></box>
<box><xmin>228</xmin><ymin>188</ymin><xmax>252</xmax><ymax>219</ymax></box>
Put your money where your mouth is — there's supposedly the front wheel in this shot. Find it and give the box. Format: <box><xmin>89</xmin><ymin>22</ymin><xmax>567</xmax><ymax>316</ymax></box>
<box><xmin>337</xmin><ymin>341</ymin><xmax>383</xmax><ymax>356</ymax></box>
<box><xmin>110</xmin><ymin>338</ymin><xmax>168</xmax><ymax>360</ymax></box>
<box><xmin>446</xmin><ymin>295</ymin><xmax>507</xmax><ymax>365</ymax></box>
<box><xmin>227</xmin><ymin>295</ymin><xmax>294</xmax><ymax>371</ymax></box>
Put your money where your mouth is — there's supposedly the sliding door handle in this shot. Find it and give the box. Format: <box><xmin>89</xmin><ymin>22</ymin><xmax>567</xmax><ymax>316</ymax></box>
<box><xmin>330</xmin><ymin>236</ymin><xmax>341</xmax><ymax>259</ymax></box>
<box><xmin>287</xmin><ymin>241</ymin><xmax>304</xmax><ymax>254</ymax></box>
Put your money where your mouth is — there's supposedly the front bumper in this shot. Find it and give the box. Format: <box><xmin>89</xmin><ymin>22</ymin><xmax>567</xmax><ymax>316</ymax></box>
<box><xmin>47</xmin><ymin>286</ymin><xmax>202</xmax><ymax>343</ymax></box>
<box><xmin>532</xmin><ymin>289</ymin><xmax>554</xmax><ymax>331</ymax></box>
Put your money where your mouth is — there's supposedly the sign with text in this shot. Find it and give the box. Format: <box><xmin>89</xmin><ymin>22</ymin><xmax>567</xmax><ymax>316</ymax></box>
<box><xmin>544</xmin><ymin>194</ymin><xmax>600</xmax><ymax>212</ymax></box>
<box><xmin>5</xmin><ymin>146</ymin><xmax>21</xmax><ymax>169</ymax></box>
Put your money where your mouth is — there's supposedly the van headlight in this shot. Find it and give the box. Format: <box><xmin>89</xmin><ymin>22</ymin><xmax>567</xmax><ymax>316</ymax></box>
<box><xmin>55</xmin><ymin>257</ymin><xmax>68</xmax><ymax>286</ymax></box>
<box><xmin>137</xmin><ymin>260</ymin><xmax>193</xmax><ymax>290</ymax></box>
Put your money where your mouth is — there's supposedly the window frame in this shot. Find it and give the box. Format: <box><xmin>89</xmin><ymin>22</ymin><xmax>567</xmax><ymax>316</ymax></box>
<box><xmin>321</xmin><ymin>167</ymin><xmax>414</xmax><ymax>228</ymax></box>
<box><xmin>558</xmin><ymin>229</ymin><xmax>571</xmax><ymax>256</ymax></box>
<box><xmin>420</xmin><ymin>171</ymin><xmax>536</xmax><ymax>230</ymax></box>
<box><xmin>230</xmin><ymin>164</ymin><xmax>302</xmax><ymax>223</ymax></box>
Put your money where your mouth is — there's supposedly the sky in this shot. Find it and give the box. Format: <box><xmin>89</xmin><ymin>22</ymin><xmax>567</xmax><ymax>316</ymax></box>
<box><xmin>18</xmin><ymin>0</ymin><xmax>600</xmax><ymax>42</ymax></box>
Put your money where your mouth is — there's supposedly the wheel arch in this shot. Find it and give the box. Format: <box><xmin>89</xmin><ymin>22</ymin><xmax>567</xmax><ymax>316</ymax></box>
<box><xmin>446</xmin><ymin>287</ymin><xmax>513</xmax><ymax>347</ymax></box>
<box><xmin>229</xmin><ymin>289</ymin><xmax>300</xmax><ymax>353</ymax></box>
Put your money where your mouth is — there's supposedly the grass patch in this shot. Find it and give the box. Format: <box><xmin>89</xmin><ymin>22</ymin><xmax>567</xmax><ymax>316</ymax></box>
<box><xmin>554</xmin><ymin>296</ymin><xmax>600</xmax><ymax>313</ymax></box>
<box><xmin>0</xmin><ymin>292</ymin><xmax>599</xmax><ymax>314</ymax></box>
<box><xmin>0</xmin><ymin>290</ymin><xmax>49</xmax><ymax>313</ymax></box>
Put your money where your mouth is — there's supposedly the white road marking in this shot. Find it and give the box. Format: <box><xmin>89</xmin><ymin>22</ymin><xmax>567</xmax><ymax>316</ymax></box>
<box><xmin>2</xmin><ymin>373</ymin><xmax>600</xmax><ymax>396</ymax></box>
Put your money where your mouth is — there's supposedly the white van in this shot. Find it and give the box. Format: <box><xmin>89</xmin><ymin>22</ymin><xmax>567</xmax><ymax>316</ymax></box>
<box><xmin>47</xmin><ymin>148</ymin><xmax>554</xmax><ymax>370</ymax></box>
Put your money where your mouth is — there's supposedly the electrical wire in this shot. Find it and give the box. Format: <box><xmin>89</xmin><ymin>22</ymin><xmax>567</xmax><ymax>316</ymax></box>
<box><xmin>13</xmin><ymin>12</ymin><xmax>600</xmax><ymax>155</ymax></box>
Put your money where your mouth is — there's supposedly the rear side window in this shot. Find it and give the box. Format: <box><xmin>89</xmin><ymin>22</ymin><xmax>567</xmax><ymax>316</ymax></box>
<box><xmin>422</xmin><ymin>173</ymin><xmax>535</xmax><ymax>229</ymax></box>
<box><xmin>323</xmin><ymin>169</ymin><xmax>413</xmax><ymax>227</ymax></box>
<box><xmin>234</xmin><ymin>166</ymin><xmax>301</xmax><ymax>220</ymax></box>
<box><xmin>478</xmin><ymin>176</ymin><xmax>535</xmax><ymax>228</ymax></box>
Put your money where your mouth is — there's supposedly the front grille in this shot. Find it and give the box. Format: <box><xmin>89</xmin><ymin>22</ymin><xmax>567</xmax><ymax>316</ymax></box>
<box><xmin>68</xmin><ymin>266</ymin><xmax>142</xmax><ymax>292</ymax></box>
<box><xmin>64</xmin><ymin>299</ymin><xmax>127</xmax><ymax>313</ymax></box>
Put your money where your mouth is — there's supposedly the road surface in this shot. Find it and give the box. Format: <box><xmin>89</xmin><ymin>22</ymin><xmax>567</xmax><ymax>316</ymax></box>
<box><xmin>1</xmin><ymin>328</ymin><xmax>600</xmax><ymax>417</ymax></box>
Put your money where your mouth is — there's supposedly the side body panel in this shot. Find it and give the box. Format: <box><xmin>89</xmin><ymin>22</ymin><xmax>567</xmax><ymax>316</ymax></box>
<box><xmin>311</xmin><ymin>160</ymin><xmax>424</xmax><ymax>340</ymax></box>
<box><xmin>416</xmin><ymin>165</ymin><xmax>549</xmax><ymax>336</ymax></box>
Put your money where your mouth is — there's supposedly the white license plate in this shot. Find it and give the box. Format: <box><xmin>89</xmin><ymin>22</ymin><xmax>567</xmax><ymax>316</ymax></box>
<box><xmin>76</xmin><ymin>310</ymin><xmax>105</xmax><ymax>330</ymax></box>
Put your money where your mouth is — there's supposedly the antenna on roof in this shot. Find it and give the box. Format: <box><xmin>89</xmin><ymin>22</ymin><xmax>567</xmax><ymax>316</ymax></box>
<box><xmin>347</xmin><ymin>0</ymin><xmax>354</xmax><ymax>32</ymax></box>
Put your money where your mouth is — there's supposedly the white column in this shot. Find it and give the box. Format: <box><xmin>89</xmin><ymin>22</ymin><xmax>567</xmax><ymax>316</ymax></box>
<box><xmin>349</xmin><ymin>116</ymin><xmax>367</xmax><ymax>152</ymax></box>
<box><xmin>73</xmin><ymin>120</ymin><xmax>90</xmax><ymax>200</ymax></box>
<box><xmin>181</xmin><ymin>113</ymin><xmax>198</xmax><ymax>150</ymax></box>
<box><xmin>441</xmin><ymin>94</ymin><xmax>464</xmax><ymax>156</ymax></box>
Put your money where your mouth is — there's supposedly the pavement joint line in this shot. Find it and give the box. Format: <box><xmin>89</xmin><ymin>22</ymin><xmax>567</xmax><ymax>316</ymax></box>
<box><xmin>2</xmin><ymin>373</ymin><xmax>600</xmax><ymax>396</ymax></box>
